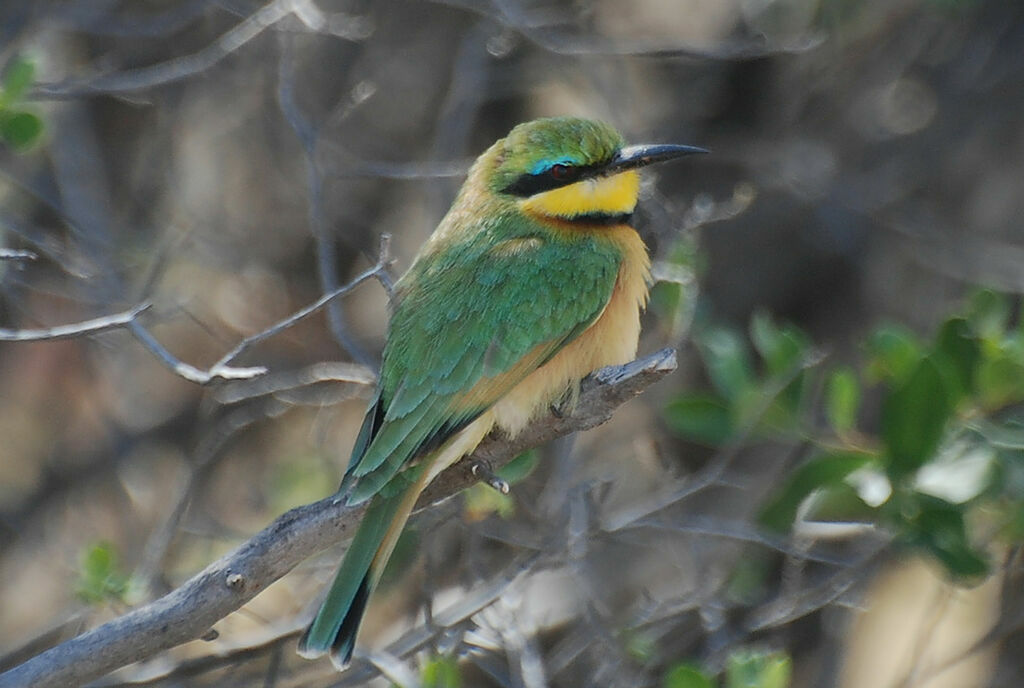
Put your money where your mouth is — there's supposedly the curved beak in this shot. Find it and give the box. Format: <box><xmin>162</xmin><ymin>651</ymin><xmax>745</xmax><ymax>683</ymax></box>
<box><xmin>603</xmin><ymin>143</ymin><xmax>709</xmax><ymax>175</ymax></box>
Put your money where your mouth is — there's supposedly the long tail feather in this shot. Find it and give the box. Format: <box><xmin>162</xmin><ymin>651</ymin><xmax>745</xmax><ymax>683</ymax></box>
<box><xmin>296</xmin><ymin>494</ymin><xmax>398</xmax><ymax>664</ymax></box>
<box><xmin>297</xmin><ymin>478</ymin><xmax>426</xmax><ymax>669</ymax></box>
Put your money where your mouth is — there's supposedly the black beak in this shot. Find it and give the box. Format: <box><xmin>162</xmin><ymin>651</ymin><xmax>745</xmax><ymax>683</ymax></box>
<box><xmin>603</xmin><ymin>143</ymin><xmax>708</xmax><ymax>176</ymax></box>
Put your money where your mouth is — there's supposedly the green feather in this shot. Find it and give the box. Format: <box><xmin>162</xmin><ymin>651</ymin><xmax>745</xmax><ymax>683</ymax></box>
<box><xmin>344</xmin><ymin>212</ymin><xmax>621</xmax><ymax>500</ymax></box>
<box><xmin>301</xmin><ymin>117</ymin><xmax>648</xmax><ymax>667</ymax></box>
<box><xmin>296</xmin><ymin>492</ymin><xmax>401</xmax><ymax>665</ymax></box>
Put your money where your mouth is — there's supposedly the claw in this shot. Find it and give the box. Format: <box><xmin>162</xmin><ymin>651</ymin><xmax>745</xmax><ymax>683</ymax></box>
<box><xmin>471</xmin><ymin>461</ymin><xmax>510</xmax><ymax>494</ymax></box>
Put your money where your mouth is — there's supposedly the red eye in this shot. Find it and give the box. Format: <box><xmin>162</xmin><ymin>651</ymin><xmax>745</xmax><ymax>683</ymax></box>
<box><xmin>549</xmin><ymin>163</ymin><xmax>571</xmax><ymax>180</ymax></box>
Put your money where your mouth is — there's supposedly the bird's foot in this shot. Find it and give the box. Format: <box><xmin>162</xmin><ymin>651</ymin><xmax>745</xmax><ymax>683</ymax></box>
<box><xmin>549</xmin><ymin>381</ymin><xmax>581</xmax><ymax>418</ymax></box>
<box><xmin>471</xmin><ymin>460</ymin><xmax>510</xmax><ymax>495</ymax></box>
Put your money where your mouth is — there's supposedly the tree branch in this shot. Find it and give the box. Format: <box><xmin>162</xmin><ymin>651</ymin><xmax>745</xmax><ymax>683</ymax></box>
<box><xmin>0</xmin><ymin>348</ymin><xmax>676</xmax><ymax>688</ymax></box>
<box><xmin>32</xmin><ymin>0</ymin><xmax>362</xmax><ymax>99</ymax></box>
<box><xmin>0</xmin><ymin>303</ymin><xmax>151</xmax><ymax>342</ymax></box>
<box><xmin>0</xmin><ymin>248</ymin><xmax>37</xmax><ymax>261</ymax></box>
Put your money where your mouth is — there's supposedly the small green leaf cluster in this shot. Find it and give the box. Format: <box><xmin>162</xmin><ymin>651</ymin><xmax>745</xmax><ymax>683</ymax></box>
<box><xmin>666</xmin><ymin>291</ymin><xmax>1024</xmax><ymax>579</ymax></box>
<box><xmin>75</xmin><ymin>541</ymin><xmax>130</xmax><ymax>604</ymax></box>
<box><xmin>419</xmin><ymin>654</ymin><xmax>461</xmax><ymax>688</ymax></box>
<box><xmin>0</xmin><ymin>56</ymin><xmax>43</xmax><ymax>151</ymax></box>
<box><xmin>664</xmin><ymin>649</ymin><xmax>791</xmax><ymax>688</ymax></box>
<box><xmin>665</xmin><ymin>312</ymin><xmax>811</xmax><ymax>447</ymax></box>
<box><xmin>650</xmin><ymin>234</ymin><xmax>702</xmax><ymax>343</ymax></box>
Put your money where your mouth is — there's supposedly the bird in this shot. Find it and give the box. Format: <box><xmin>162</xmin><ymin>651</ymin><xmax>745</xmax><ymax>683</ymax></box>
<box><xmin>297</xmin><ymin>116</ymin><xmax>705</xmax><ymax>668</ymax></box>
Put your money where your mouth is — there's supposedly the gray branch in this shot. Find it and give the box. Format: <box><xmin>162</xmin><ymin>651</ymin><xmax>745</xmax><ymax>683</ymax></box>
<box><xmin>0</xmin><ymin>303</ymin><xmax>151</xmax><ymax>342</ymax></box>
<box><xmin>0</xmin><ymin>248</ymin><xmax>38</xmax><ymax>261</ymax></box>
<box><xmin>0</xmin><ymin>348</ymin><xmax>676</xmax><ymax>688</ymax></box>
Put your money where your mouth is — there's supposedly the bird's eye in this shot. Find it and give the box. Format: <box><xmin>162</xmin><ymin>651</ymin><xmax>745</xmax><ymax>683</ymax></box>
<box><xmin>548</xmin><ymin>163</ymin><xmax>572</xmax><ymax>181</ymax></box>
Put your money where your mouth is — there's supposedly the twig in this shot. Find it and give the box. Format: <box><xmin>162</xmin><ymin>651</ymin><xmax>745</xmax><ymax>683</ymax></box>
<box><xmin>133</xmin><ymin>397</ymin><xmax>293</xmax><ymax>599</ymax></box>
<box><xmin>209</xmin><ymin>234</ymin><xmax>395</xmax><ymax>374</ymax></box>
<box><xmin>128</xmin><ymin>234</ymin><xmax>393</xmax><ymax>385</ymax></box>
<box><xmin>599</xmin><ymin>348</ymin><xmax>825</xmax><ymax>533</ymax></box>
<box><xmin>276</xmin><ymin>34</ymin><xmax>379</xmax><ymax>366</ymax></box>
<box><xmin>0</xmin><ymin>303</ymin><xmax>150</xmax><ymax>342</ymax></box>
<box><xmin>32</xmin><ymin>0</ymin><xmax>348</xmax><ymax>99</ymax></box>
<box><xmin>0</xmin><ymin>348</ymin><xmax>676</xmax><ymax>688</ymax></box>
<box><xmin>0</xmin><ymin>248</ymin><xmax>37</xmax><ymax>261</ymax></box>
<box><xmin>127</xmin><ymin>321</ymin><xmax>266</xmax><ymax>384</ymax></box>
<box><xmin>337</xmin><ymin>553</ymin><xmax>542</xmax><ymax>687</ymax></box>
<box><xmin>95</xmin><ymin>553</ymin><xmax>540</xmax><ymax>687</ymax></box>
<box><xmin>0</xmin><ymin>234</ymin><xmax>389</xmax><ymax>382</ymax></box>
<box><xmin>431</xmin><ymin>0</ymin><xmax>825</xmax><ymax>60</ymax></box>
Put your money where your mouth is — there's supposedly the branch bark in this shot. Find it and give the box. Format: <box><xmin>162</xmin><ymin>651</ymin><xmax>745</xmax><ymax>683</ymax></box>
<box><xmin>0</xmin><ymin>348</ymin><xmax>676</xmax><ymax>688</ymax></box>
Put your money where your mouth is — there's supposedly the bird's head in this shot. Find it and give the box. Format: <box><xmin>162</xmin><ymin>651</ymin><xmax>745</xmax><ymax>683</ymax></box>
<box><xmin>478</xmin><ymin>117</ymin><xmax>705</xmax><ymax>225</ymax></box>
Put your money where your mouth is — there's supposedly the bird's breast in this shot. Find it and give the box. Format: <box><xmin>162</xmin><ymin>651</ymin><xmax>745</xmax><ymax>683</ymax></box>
<box><xmin>490</xmin><ymin>225</ymin><xmax>650</xmax><ymax>436</ymax></box>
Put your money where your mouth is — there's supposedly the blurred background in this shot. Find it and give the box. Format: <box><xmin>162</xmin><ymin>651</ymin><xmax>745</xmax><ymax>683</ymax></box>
<box><xmin>2</xmin><ymin>1</ymin><xmax>1024</xmax><ymax>686</ymax></box>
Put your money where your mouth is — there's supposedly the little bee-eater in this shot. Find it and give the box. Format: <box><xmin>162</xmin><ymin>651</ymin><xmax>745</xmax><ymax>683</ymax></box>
<box><xmin>297</xmin><ymin>117</ymin><xmax>705</xmax><ymax>668</ymax></box>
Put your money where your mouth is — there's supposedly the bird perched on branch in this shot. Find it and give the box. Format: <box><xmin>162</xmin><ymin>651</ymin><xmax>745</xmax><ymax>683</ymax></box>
<box><xmin>297</xmin><ymin>116</ymin><xmax>705</xmax><ymax>668</ymax></box>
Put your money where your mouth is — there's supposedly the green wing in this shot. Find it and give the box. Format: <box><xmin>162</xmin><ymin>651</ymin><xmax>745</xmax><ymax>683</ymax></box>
<box><xmin>343</xmin><ymin>224</ymin><xmax>622</xmax><ymax>503</ymax></box>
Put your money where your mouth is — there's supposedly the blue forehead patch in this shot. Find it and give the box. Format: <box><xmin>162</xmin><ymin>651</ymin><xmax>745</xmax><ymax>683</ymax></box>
<box><xmin>530</xmin><ymin>157</ymin><xmax>577</xmax><ymax>176</ymax></box>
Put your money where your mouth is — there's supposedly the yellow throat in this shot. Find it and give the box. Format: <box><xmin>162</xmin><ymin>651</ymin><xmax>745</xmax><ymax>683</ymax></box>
<box><xmin>520</xmin><ymin>170</ymin><xmax>640</xmax><ymax>220</ymax></box>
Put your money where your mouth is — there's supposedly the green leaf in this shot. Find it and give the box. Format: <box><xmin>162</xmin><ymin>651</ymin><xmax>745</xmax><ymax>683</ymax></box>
<box><xmin>1</xmin><ymin>56</ymin><xmax>35</xmax><ymax>106</ymax></box>
<box><xmin>664</xmin><ymin>664</ymin><xmax>714</xmax><ymax>688</ymax></box>
<box><xmin>698</xmin><ymin>328</ymin><xmax>755</xmax><ymax>402</ymax></box>
<box><xmin>881</xmin><ymin>356</ymin><xmax>954</xmax><ymax>481</ymax></box>
<box><xmin>975</xmin><ymin>354</ymin><xmax>1024</xmax><ymax>409</ymax></box>
<box><xmin>0</xmin><ymin>110</ymin><xmax>43</xmax><ymax>150</ymax></box>
<box><xmin>811</xmin><ymin>479</ymin><xmax>883</xmax><ymax>521</ymax></box>
<box><xmin>760</xmin><ymin>451</ymin><xmax>874</xmax><ymax>531</ymax></box>
<box><xmin>463</xmin><ymin>482</ymin><xmax>515</xmax><ymax>520</ymax></box>
<box><xmin>75</xmin><ymin>541</ymin><xmax>129</xmax><ymax>604</ymax></box>
<box><xmin>750</xmin><ymin>312</ymin><xmax>808</xmax><ymax>376</ymax></box>
<box><xmin>825</xmin><ymin>367</ymin><xmax>859</xmax><ymax>434</ymax></box>
<box><xmin>725</xmin><ymin>649</ymin><xmax>792</xmax><ymax>688</ymax></box>
<box><xmin>865</xmin><ymin>325</ymin><xmax>923</xmax><ymax>383</ymax></box>
<box><xmin>421</xmin><ymin>655</ymin><xmax>461</xmax><ymax>688</ymax></box>
<box><xmin>896</xmin><ymin>493</ymin><xmax>989</xmax><ymax>578</ymax></box>
<box><xmin>725</xmin><ymin>555</ymin><xmax>771</xmax><ymax>605</ymax></box>
<box><xmin>650</xmin><ymin>236</ymin><xmax>699</xmax><ymax>342</ymax></box>
<box><xmin>497</xmin><ymin>449</ymin><xmax>538</xmax><ymax>483</ymax></box>
<box><xmin>967</xmin><ymin>289</ymin><xmax>1010</xmax><ymax>340</ymax></box>
<box><xmin>623</xmin><ymin>629</ymin><xmax>658</xmax><ymax>664</ymax></box>
<box><xmin>932</xmin><ymin>317</ymin><xmax>980</xmax><ymax>401</ymax></box>
<box><xmin>664</xmin><ymin>394</ymin><xmax>734</xmax><ymax>446</ymax></box>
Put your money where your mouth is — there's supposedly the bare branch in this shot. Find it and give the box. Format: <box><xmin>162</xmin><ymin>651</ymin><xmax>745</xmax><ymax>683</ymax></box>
<box><xmin>127</xmin><ymin>234</ymin><xmax>393</xmax><ymax>385</ymax></box>
<box><xmin>0</xmin><ymin>348</ymin><xmax>676</xmax><ymax>688</ymax></box>
<box><xmin>276</xmin><ymin>35</ymin><xmax>382</xmax><ymax>367</ymax></box>
<box><xmin>33</xmin><ymin>0</ymin><xmax>367</xmax><ymax>99</ymax></box>
<box><xmin>0</xmin><ymin>232</ymin><xmax>390</xmax><ymax>383</ymax></box>
<box><xmin>126</xmin><ymin>320</ymin><xmax>266</xmax><ymax>383</ymax></box>
<box><xmin>431</xmin><ymin>0</ymin><xmax>824</xmax><ymax>61</ymax></box>
<box><xmin>0</xmin><ymin>302</ymin><xmax>150</xmax><ymax>342</ymax></box>
<box><xmin>0</xmin><ymin>248</ymin><xmax>37</xmax><ymax>261</ymax></box>
<box><xmin>209</xmin><ymin>234</ymin><xmax>395</xmax><ymax>373</ymax></box>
